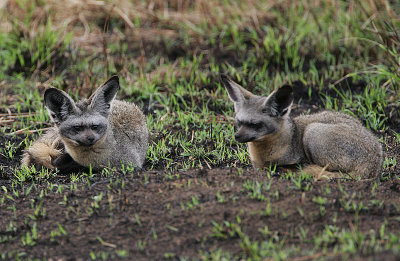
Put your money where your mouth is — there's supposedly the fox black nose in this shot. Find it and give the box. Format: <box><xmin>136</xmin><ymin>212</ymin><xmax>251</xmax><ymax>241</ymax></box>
<box><xmin>235</xmin><ymin>133</ymin><xmax>247</xmax><ymax>143</ymax></box>
<box><xmin>235</xmin><ymin>133</ymin><xmax>254</xmax><ymax>143</ymax></box>
<box><xmin>78</xmin><ymin>137</ymin><xmax>96</xmax><ymax>146</ymax></box>
<box><xmin>87</xmin><ymin>136</ymin><xmax>95</xmax><ymax>144</ymax></box>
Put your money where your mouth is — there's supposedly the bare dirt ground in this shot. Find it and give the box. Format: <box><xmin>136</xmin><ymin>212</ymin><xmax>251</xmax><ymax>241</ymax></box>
<box><xmin>1</xmin><ymin>167</ymin><xmax>400</xmax><ymax>260</ymax></box>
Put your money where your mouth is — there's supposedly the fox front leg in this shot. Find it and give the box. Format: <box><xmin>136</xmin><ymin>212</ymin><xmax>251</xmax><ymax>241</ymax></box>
<box><xmin>52</xmin><ymin>153</ymin><xmax>90</xmax><ymax>173</ymax></box>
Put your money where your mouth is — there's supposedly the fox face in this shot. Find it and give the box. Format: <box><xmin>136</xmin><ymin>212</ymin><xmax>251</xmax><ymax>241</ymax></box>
<box><xmin>44</xmin><ymin>76</ymin><xmax>119</xmax><ymax>147</ymax></box>
<box><xmin>221</xmin><ymin>75</ymin><xmax>293</xmax><ymax>143</ymax></box>
<box><xmin>57</xmin><ymin>113</ymin><xmax>108</xmax><ymax>147</ymax></box>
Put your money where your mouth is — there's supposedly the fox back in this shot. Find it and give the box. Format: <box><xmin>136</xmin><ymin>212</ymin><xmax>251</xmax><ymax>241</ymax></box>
<box><xmin>221</xmin><ymin>75</ymin><xmax>383</xmax><ymax>179</ymax></box>
<box><xmin>22</xmin><ymin>76</ymin><xmax>148</xmax><ymax>170</ymax></box>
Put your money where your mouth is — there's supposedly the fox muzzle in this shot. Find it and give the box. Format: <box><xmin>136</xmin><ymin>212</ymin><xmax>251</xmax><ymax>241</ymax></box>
<box><xmin>234</xmin><ymin>128</ymin><xmax>255</xmax><ymax>143</ymax></box>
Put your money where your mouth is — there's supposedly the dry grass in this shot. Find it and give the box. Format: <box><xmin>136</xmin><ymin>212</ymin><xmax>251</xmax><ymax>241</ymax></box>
<box><xmin>2</xmin><ymin>0</ymin><xmax>398</xmax><ymax>49</ymax></box>
<box><xmin>1</xmin><ymin>0</ymin><xmax>398</xmax><ymax>84</ymax></box>
<box><xmin>1</xmin><ymin>0</ymin><xmax>274</xmax><ymax>52</ymax></box>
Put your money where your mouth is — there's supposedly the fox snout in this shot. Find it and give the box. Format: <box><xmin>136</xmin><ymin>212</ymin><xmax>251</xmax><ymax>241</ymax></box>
<box><xmin>234</xmin><ymin>127</ymin><xmax>255</xmax><ymax>143</ymax></box>
<box><xmin>78</xmin><ymin>137</ymin><xmax>96</xmax><ymax>146</ymax></box>
<box><xmin>77</xmin><ymin>130</ymin><xmax>100</xmax><ymax>146</ymax></box>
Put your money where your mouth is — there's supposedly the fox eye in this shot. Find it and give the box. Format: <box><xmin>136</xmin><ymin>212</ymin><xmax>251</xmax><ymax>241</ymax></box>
<box><xmin>73</xmin><ymin>126</ymin><xmax>83</xmax><ymax>132</ymax></box>
<box><xmin>247</xmin><ymin>122</ymin><xmax>263</xmax><ymax>130</ymax></box>
<box><xmin>91</xmin><ymin>124</ymin><xmax>99</xmax><ymax>130</ymax></box>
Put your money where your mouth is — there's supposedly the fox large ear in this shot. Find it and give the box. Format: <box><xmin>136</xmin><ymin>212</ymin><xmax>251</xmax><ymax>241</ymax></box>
<box><xmin>263</xmin><ymin>84</ymin><xmax>293</xmax><ymax>117</ymax></box>
<box><xmin>90</xmin><ymin>75</ymin><xmax>119</xmax><ymax>116</ymax></box>
<box><xmin>220</xmin><ymin>74</ymin><xmax>253</xmax><ymax>104</ymax></box>
<box><xmin>44</xmin><ymin>88</ymin><xmax>77</xmax><ymax>125</ymax></box>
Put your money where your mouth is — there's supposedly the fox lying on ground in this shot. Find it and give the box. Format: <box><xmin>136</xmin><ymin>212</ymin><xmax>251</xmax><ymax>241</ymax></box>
<box><xmin>21</xmin><ymin>76</ymin><xmax>148</xmax><ymax>171</ymax></box>
<box><xmin>221</xmin><ymin>75</ymin><xmax>383</xmax><ymax>179</ymax></box>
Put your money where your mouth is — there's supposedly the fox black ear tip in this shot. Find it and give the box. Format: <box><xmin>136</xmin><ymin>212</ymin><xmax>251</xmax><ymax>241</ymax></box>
<box><xmin>109</xmin><ymin>75</ymin><xmax>119</xmax><ymax>82</ymax></box>
<box><xmin>220</xmin><ymin>73</ymin><xmax>229</xmax><ymax>79</ymax></box>
<box><xmin>44</xmin><ymin>87</ymin><xmax>58</xmax><ymax>93</ymax></box>
<box><xmin>280</xmin><ymin>84</ymin><xmax>293</xmax><ymax>92</ymax></box>
<box><xmin>102</xmin><ymin>75</ymin><xmax>120</xmax><ymax>88</ymax></box>
<box><xmin>219</xmin><ymin>74</ymin><xmax>231</xmax><ymax>86</ymax></box>
<box><xmin>44</xmin><ymin>88</ymin><xmax>61</xmax><ymax>98</ymax></box>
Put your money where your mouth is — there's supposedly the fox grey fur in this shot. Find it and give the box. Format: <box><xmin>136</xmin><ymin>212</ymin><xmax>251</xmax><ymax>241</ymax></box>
<box><xmin>21</xmin><ymin>76</ymin><xmax>148</xmax><ymax>171</ymax></box>
<box><xmin>221</xmin><ymin>75</ymin><xmax>383</xmax><ymax>179</ymax></box>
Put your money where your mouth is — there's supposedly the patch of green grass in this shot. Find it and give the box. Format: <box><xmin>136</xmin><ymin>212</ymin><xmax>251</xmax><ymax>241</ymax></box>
<box><xmin>242</xmin><ymin>180</ymin><xmax>271</xmax><ymax>201</ymax></box>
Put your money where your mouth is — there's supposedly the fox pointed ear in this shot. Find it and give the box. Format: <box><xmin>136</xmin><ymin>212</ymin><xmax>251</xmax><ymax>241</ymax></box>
<box><xmin>44</xmin><ymin>88</ymin><xmax>77</xmax><ymax>125</ymax></box>
<box><xmin>264</xmin><ymin>84</ymin><xmax>293</xmax><ymax>117</ymax></box>
<box><xmin>220</xmin><ymin>74</ymin><xmax>253</xmax><ymax>104</ymax></box>
<box><xmin>90</xmin><ymin>75</ymin><xmax>119</xmax><ymax>115</ymax></box>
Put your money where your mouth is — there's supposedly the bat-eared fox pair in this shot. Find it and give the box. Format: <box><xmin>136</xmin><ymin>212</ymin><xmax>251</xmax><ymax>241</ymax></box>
<box><xmin>22</xmin><ymin>75</ymin><xmax>383</xmax><ymax>180</ymax></box>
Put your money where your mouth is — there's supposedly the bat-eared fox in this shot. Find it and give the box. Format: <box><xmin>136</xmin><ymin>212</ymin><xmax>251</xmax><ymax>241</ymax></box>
<box><xmin>22</xmin><ymin>76</ymin><xmax>148</xmax><ymax>172</ymax></box>
<box><xmin>221</xmin><ymin>75</ymin><xmax>383</xmax><ymax>179</ymax></box>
